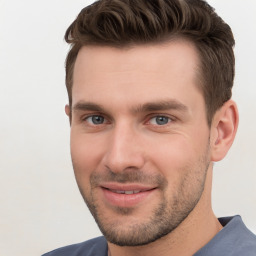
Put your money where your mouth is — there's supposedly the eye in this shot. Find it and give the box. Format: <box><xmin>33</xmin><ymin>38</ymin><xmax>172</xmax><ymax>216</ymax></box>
<box><xmin>85</xmin><ymin>115</ymin><xmax>106</xmax><ymax>125</ymax></box>
<box><xmin>149</xmin><ymin>116</ymin><xmax>172</xmax><ymax>125</ymax></box>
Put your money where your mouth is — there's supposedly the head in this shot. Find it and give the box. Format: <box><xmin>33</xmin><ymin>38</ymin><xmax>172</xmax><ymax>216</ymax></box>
<box><xmin>64</xmin><ymin>0</ymin><xmax>238</xmax><ymax>248</ymax></box>
<box><xmin>65</xmin><ymin>0</ymin><xmax>235</xmax><ymax>125</ymax></box>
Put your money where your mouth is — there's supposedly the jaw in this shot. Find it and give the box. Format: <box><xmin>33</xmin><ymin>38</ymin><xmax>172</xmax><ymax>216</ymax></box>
<box><xmin>107</xmin><ymin>163</ymin><xmax>219</xmax><ymax>256</ymax></box>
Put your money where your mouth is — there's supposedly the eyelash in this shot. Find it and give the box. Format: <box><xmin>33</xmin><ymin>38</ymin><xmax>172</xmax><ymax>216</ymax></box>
<box><xmin>82</xmin><ymin>113</ymin><xmax>175</xmax><ymax>127</ymax></box>
<box><xmin>82</xmin><ymin>114</ymin><xmax>109</xmax><ymax>125</ymax></box>
<box><xmin>146</xmin><ymin>115</ymin><xmax>173</xmax><ymax>126</ymax></box>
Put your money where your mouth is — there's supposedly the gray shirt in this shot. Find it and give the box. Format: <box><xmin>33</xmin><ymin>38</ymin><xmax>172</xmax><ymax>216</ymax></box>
<box><xmin>43</xmin><ymin>216</ymin><xmax>256</xmax><ymax>256</ymax></box>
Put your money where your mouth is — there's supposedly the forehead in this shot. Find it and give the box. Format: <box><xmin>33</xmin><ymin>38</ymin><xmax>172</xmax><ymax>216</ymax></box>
<box><xmin>72</xmin><ymin>40</ymin><xmax>202</xmax><ymax>108</ymax></box>
<box><xmin>74</xmin><ymin>40</ymin><xmax>200</xmax><ymax>77</ymax></box>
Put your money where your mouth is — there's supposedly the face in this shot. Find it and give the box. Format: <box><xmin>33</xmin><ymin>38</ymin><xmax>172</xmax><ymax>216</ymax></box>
<box><xmin>69</xmin><ymin>41</ymin><xmax>212</xmax><ymax>246</ymax></box>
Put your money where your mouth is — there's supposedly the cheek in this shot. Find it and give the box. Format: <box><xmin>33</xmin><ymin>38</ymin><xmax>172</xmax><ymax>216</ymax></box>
<box><xmin>70</xmin><ymin>132</ymin><xmax>105</xmax><ymax>183</ymax></box>
<box><xmin>147</xmin><ymin>134</ymin><xmax>207</xmax><ymax>179</ymax></box>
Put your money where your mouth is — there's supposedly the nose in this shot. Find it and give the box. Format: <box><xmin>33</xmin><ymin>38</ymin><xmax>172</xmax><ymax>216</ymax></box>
<box><xmin>102</xmin><ymin>122</ymin><xmax>145</xmax><ymax>173</ymax></box>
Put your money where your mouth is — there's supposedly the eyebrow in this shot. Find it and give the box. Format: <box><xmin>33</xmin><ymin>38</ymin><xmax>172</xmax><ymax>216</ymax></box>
<box><xmin>72</xmin><ymin>102</ymin><xmax>105</xmax><ymax>112</ymax></box>
<box><xmin>131</xmin><ymin>99</ymin><xmax>188</xmax><ymax>113</ymax></box>
<box><xmin>72</xmin><ymin>99</ymin><xmax>188</xmax><ymax>114</ymax></box>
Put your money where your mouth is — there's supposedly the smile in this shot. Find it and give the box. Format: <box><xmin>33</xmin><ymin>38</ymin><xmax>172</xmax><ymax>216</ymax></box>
<box><xmin>100</xmin><ymin>184</ymin><xmax>157</xmax><ymax>208</ymax></box>
<box><xmin>109</xmin><ymin>190</ymin><xmax>141</xmax><ymax>194</ymax></box>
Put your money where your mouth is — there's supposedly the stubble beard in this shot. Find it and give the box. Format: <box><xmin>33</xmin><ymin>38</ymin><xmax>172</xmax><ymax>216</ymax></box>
<box><xmin>74</xmin><ymin>151</ymin><xmax>210</xmax><ymax>247</ymax></box>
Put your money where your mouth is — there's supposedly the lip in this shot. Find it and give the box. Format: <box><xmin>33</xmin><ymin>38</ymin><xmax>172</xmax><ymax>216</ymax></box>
<box><xmin>100</xmin><ymin>183</ymin><xmax>157</xmax><ymax>208</ymax></box>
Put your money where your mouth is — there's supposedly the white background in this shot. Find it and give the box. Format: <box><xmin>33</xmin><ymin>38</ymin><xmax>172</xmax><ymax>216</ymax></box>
<box><xmin>0</xmin><ymin>0</ymin><xmax>256</xmax><ymax>255</ymax></box>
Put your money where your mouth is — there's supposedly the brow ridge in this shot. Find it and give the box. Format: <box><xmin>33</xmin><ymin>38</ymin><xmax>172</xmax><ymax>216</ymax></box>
<box><xmin>72</xmin><ymin>102</ymin><xmax>105</xmax><ymax>112</ymax></box>
<box><xmin>72</xmin><ymin>99</ymin><xmax>188</xmax><ymax>114</ymax></box>
<box><xmin>132</xmin><ymin>99</ymin><xmax>188</xmax><ymax>113</ymax></box>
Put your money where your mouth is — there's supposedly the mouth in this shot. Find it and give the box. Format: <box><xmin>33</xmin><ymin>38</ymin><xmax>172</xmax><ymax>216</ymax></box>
<box><xmin>100</xmin><ymin>184</ymin><xmax>157</xmax><ymax>208</ymax></box>
<box><xmin>108</xmin><ymin>189</ymin><xmax>142</xmax><ymax>194</ymax></box>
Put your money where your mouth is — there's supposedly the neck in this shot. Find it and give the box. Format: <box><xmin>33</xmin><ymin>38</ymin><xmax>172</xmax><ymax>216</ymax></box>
<box><xmin>108</xmin><ymin>165</ymin><xmax>222</xmax><ymax>256</ymax></box>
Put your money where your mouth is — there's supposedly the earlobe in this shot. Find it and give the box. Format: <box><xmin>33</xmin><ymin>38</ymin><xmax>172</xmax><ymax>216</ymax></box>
<box><xmin>65</xmin><ymin>104</ymin><xmax>70</xmax><ymax>116</ymax></box>
<box><xmin>210</xmin><ymin>100</ymin><xmax>239</xmax><ymax>162</ymax></box>
<box><xmin>65</xmin><ymin>104</ymin><xmax>72</xmax><ymax>125</ymax></box>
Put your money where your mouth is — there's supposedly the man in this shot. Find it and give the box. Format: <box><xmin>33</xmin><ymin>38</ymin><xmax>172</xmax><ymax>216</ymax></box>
<box><xmin>43</xmin><ymin>0</ymin><xmax>256</xmax><ymax>255</ymax></box>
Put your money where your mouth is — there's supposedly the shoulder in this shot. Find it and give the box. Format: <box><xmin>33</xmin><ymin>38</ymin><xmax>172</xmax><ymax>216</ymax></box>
<box><xmin>232</xmin><ymin>219</ymin><xmax>256</xmax><ymax>255</ymax></box>
<box><xmin>195</xmin><ymin>216</ymin><xmax>256</xmax><ymax>256</ymax></box>
<box><xmin>219</xmin><ymin>216</ymin><xmax>256</xmax><ymax>255</ymax></box>
<box><xmin>42</xmin><ymin>236</ymin><xmax>108</xmax><ymax>256</ymax></box>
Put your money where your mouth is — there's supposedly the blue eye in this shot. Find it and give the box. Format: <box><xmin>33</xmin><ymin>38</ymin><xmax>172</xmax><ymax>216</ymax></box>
<box><xmin>149</xmin><ymin>116</ymin><xmax>171</xmax><ymax>125</ymax></box>
<box><xmin>86</xmin><ymin>115</ymin><xmax>105</xmax><ymax>125</ymax></box>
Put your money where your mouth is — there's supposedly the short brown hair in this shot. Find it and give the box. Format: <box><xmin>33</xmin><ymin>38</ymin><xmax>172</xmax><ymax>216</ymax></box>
<box><xmin>64</xmin><ymin>0</ymin><xmax>235</xmax><ymax>124</ymax></box>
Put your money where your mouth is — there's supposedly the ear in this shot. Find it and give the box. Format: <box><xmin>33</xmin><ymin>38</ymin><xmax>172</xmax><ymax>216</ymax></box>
<box><xmin>65</xmin><ymin>104</ymin><xmax>72</xmax><ymax>125</ymax></box>
<box><xmin>210</xmin><ymin>100</ymin><xmax>239</xmax><ymax>162</ymax></box>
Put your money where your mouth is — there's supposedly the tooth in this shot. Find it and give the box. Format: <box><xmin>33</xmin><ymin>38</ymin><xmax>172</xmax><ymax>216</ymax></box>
<box><xmin>125</xmin><ymin>191</ymin><xmax>134</xmax><ymax>194</ymax></box>
<box><xmin>116</xmin><ymin>190</ymin><xmax>125</xmax><ymax>194</ymax></box>
<box><xmin>111</xmin><ymin>190</ymin><xmax>125</xmax><ymax>194</ymax></box>
<box><xmin>110</xmin><ymin>190</ymin><xmax>141</xmax><ymax>194</ymax></box>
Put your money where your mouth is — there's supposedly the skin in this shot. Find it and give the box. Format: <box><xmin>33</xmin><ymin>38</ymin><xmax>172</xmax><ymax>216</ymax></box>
<box><xmin>66</xmin><ymin>40</ymin><xmax>239</xmax><ymax>256</ymax></box>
